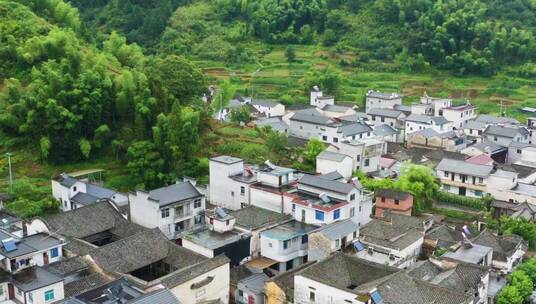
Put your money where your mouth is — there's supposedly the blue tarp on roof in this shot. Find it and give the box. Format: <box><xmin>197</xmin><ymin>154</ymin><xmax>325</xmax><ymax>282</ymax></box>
<box><xmin>353</xmin><ymin>241</ymin><xmax>365</xmax><ymax>252</ymax></box>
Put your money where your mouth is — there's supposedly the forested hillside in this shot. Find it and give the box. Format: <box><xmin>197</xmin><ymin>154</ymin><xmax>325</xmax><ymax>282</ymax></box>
<box><xmin>63</xmin><ymin>0</ymin><xmax>536</xmax><ymax>115</ymax></box>
<box><xmin>0</xmin><ymin>0</ymin><xmax>212</xmax><ymax>191</ymax></box>
<box><xmin>69</xmin><ymin>0</ymin><xmax>536</xmax><ymax>76</ymax></box>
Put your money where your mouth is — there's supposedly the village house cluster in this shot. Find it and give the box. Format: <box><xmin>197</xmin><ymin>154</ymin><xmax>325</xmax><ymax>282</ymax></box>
<box><xmin>0</xmin><ymin>87</ymin><xmax>535</xmax><ymax>303</ymax></box>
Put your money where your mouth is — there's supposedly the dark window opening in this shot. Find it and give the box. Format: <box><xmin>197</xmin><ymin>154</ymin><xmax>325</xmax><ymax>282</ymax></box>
<box><xmin>82</xmin><ymin>230</ymin><xmax>120</xmax><ymax>247</ymax></box>
<box><xmin>129</xmin><ymin>260</ymin><xmax>177</xmax><ymax>281</ymax></box>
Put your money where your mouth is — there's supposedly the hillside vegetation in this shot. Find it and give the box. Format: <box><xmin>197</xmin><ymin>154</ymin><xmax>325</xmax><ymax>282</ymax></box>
<box><xmin>62</xmin><ymin>0</ymin><xmax>536</xmax><ymax>118</ymax></box>
<box><xmin>2</xmin><ymin>0</ymin><xmax>536</xmax><ymax>210</ymax></box>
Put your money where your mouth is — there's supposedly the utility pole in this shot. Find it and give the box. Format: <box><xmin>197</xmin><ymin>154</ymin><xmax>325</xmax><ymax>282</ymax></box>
<box><xmin>6</xmin><ymin>152</ymin><xmax>13</xmax><ymax>193</ymax></box>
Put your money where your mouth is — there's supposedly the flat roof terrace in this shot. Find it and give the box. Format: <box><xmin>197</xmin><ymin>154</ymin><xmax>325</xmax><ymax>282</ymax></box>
<box><xmin>288</xmin><ymin>189</ymin><xmax>348</xmax><ymax>212</ymax></box>
<box><xmin>183</xmin><ymin>227</ymin><xmax>250</xmax><ymax>250</ymax></box>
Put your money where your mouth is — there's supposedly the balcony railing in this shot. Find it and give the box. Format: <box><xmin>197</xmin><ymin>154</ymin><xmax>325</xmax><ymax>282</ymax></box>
<box><xmin>175</xmin><ymin>210</ymin><xmax>193</xmax><ymax>219</ymax></box>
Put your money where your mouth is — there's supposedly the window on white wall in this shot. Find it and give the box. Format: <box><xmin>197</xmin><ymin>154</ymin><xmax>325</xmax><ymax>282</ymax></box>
<box><xmin>161</xmin><ymin>208</ymin><xmax>170</xmax><ymax>218</ymax></box>
<box><xmin>309</xmin><ymin>291</ymin><xmax>316</xmax><ymax>302</ymax></box>
<box><xmin>44</xmin><ymin>290</ymin><xmax>54</xmax><ymax>302</ymax></box>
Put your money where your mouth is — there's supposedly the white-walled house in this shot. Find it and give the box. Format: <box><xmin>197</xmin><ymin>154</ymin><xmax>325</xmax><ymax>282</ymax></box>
<box><xmin>365</xmin><ymin>91</ymin><xmax>403</xmax><ymax>113</ymax></box>
<box><xmin>231</xmin><ymin>206</ymin><xmax>292</xmax><ymax>258</ymax></box>
<box><xmin>293</xmin><ymin>253</ymin><xmax>399</xmax><ymax>304</ymax></box>
<box><xmin>405</xmin><ymin>113</ymin><xmax>453</xmax><ymax>138</ymax></box>
<box><xmin>209</xmin><ymin>156</ymin><xmax>257</xmax><ymax>210</ymax></box>
<box><xmin>473</xmin><ymin>229</ymin><xmax>527</xmax><ymax>274</ymax></box>
<box><xmin>507</xmin><ymin>142</ymin><xmax>536</xmax><ymax>166</ymax></box>
<box><xmin>307</xmin><ymin>218</ymin><xmax>359</xmax><ymax>261</ymax></box>
<box><xmin>326</xmin><ymin>138</ymin><xmax>386</xmax><ymax>173</ymax></box>
<box><xmin>288</xmin><ymin>108</ymin><xmax>335</xmax><ymax>139</ymax></box>
<box><xmin>251</xmin><ymin>99</ymin><xmax>285</xmax><ymax>118</ymax></box>
<box><xmin>260</xmin><ymin>220</ymin><xmax>316</xmax><ymax>273</ymax></box>
<box><xmin>316</xmin><ymin>151</ymin><xmax>353</xmax><ymax>179</ymax></box>
<box><xmin>319</xmin><ymin>104</ymin><xmax>358</xmax><ymax>118</ymax></box>
<box><xmin>412</xmin><ymin>93</ymin><xmax>452</xmax><ymax>116</ymax></box>
<box><xmin>0</xmin><ymin>230</ymin><xmax>65</xmax><ymax>273</ymax></box>
<box><xmin>310</xmin><ymin>86</ymin><xmax>335</xmax><ymax>109</ymax></box>
<box><xmin>11</xmin><ymin>267</ymin><xmax>65</xmax><ymax>304</ymax></box>
<box><xmin>442</xmin><ymin>103</ymin><xmax>477</xmax><ymax>129</ymax></box>
<box><xmin>436</xmin><ymin>159</ymin><xmax>493</xmax><ymax>197</ymax></box>
<box><xmin>51</xmin><ymin>173</ymin><xmax>128</xmax><ymax>212</ymax></box>
<box><xmin>290</xmin><ymin>174</ymin><xmax>373</xmax><ymax>228</ymax></box>
<box><xmin>129</xmin><ymin>181</ymin><xmax>206</xmax><ymax>239</ymax></box>
<box><xmin>355</xmin><ymin>214</ymin><xmax>425</xmax><ymax>268</ymax></box>
<box><xmin>483</xmin><ymin>125</ymin><xmax>530</xmax><ymax>147</ymax></box>
<box><xmin>320</xmin><ymin>122</ymin><xmax>374</xmax><ymax>145</ymax></box>
<box><xmin>367</xmin><ymin>108</ymin><xmax>406</xmax><ymax>129</ymax></box>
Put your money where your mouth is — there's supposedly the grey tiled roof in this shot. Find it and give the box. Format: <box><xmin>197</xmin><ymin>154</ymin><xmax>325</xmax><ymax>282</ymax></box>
<box><xmin>406</xmin><ymin>113</ymin><xmax>436</xmax><ymax>124</ymax></box>
<box><xmin>55</xmin><ymin>173</ymin><xmax>78</xmax><ymax>187</ymax></box>
<box><xmin>148</xmin><ymin>181</ymin><xmax>202</xmax><ymax>207</ymax></box>
<box><xmin>290</xmin><ymin>109</ymin><xmax>332</xmax><ymax>125</ymax></box>
<box><xmin>299</xmin><ymin>174</ymin><xmax>361</xmax><ymax>194</ymax></box>
<box><xmin>470</xmin><ymin>142</ymin><xmax>507</xmax><ymax>154</ymax></box>
<box><xmin>317</xmin><ymin>151</ymin><xmax>350</xmax><ymax>162</ymax></box>
<box><xmin>254</xmin><ymin>117</ymin><xmax>288</xmax><ymax>132</ymax></box>
<box><xmin>299</xmin><ymin>252</ymin><xmax>399</xmax><ymax>294</ymax></box>
<box><xmin>394</xmin><ymin>104</ymin><xmax>412</xmax><ymax>113</ymax></box>
<box><xmin>408</xmin><ymin>259</ymin><xmax>488</xmax><ymax>297</ymax></box>
<box><xmin>338</xmin><ymin>112</ymin><xmax>369</xmax><ymax>122</ymax></box>
<box><xmin>425</xmin><ymin>225</ymin><xmax>465</xmax><ymax>248</ymax></box>
<box><xmin>252</xmin><ymin>99</ymin><xmax>279</xmax><ymax>107</ymax></box>
<box><xmin>321</xmin><ymin>104</ymin><xmax>352</xmax><ymax>113</ymax></box>
<box><xmin>472</xmin><ymin>229</ymin><xmax>526</xmax><ymax>262</ymax></box>
<box><xmin>44</xmin><ymin>201</ymin><xmax>145</xmax><ymax>239</ymax></box>
<box><xmin>269</xmin><ymin>261</ymin><xmax>316</xmax><ymax>302</ymax></box>
<box><xmin>367</xmin><ymin>108</ymin><xmax>404</xmax><ymax>118</ymax></box>
<box><xmin>377</xmin><ymin>271</ymin><xmax>472</xmax><ymax>304</ymax></box>
<box><xmin>71</xmin><ymin>192</ymin><xmax>99</xmax><ymax>206</ymax></box>
<box><xmin>373</xmin><ymin>124</ymin><xmax>399</xmax><ymax>136</ymax></box>
<box><xmin>12</xmin><ymin>266</ymin><xmax>63</xmax><ymax>292</ymax></box>
<box><xmin>90</xmin><ymin>228</ymin><xmax>206</xmax><ymax>274</ymax></box>
<box><xmin>431</xmin><ymin>116</ymin><xmax>450</xmax><ymax>125</ymax></box>
<box><xmin>338</xmin><ymin>122</ymin><xmax>372</xmax><ymax>137</ymax></box>
<box><xmin>476</xmin><ymin>114</ymin><xmax>520</xmax><ymax>125</ymax></box>
<box><xmin>130</xmin><ymin>289</ymin><xmax>181</xmax><ymax>304</ymax></box>
<box><xmin>436</xmin><ymin>158</ymin><xmax>493</xmax><ymax>177</ymax></box>
<box><xmin>464</xmin><ymin>120</ymin><xmax>487</xmax><ymax>130</ymax></box>
<box><xmin>161</xmin><ymin>254</ymin><xmax>229</xmax><ymax>288</ymax></box>
<box><xmin>231</xmin><ymin>206</ymin><xmax>292</xmax><ymax>230</ymax></box>
<box><xmin>360</xmin><ymin>218</ymin><xmax>424</xmax><ymax>250</ymax></box>
<box><xmin>238</xmin><ymin>273</ymin><xmax>269</xmax><ymax>294</ymax></box>
<box><xmin>320</xmin><ymin>171</ymin><xmax>344</xmax><ymax>180</ymax></box>
<box><xmin>312</xmin><ymin>219</ymin><xmax>358</xmax><ymax>240</ymax></box>
<box><xmin>366</xmin><ymin>91</ymin><xmax>402</xmax><ymax>99</ymax></box>
<box><xmin>376</xmin><ymin>189</ymin><xmax>411</xmax><ymax>201</ymax></box>
<box><xmin>484</xmin><ymin>125</ymin><xmax>529</xmax><ymax>138</ymax></box>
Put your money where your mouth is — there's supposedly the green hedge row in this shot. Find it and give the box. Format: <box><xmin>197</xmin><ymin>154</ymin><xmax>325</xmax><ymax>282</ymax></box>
<box><xmin>435</xmin><ymin>191</ymin><xmax>487</xmax><ymax>211</ymax></box>
<box><xmin>430</xmin><ymin>207</ymin><xmax>480</xmax><ymax>222</ymax></box>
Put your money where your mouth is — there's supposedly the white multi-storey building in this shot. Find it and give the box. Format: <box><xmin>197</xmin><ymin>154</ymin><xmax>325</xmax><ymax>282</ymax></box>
<box><xmin>51</xmin><ymin>173</ymin><xmax>128</xmax><ymax>212</ymax></box>
<box><xmin>260</xmin><ymin>220</ymin><xmax>316</xmax><ymax>272</ymax></box>
<box><xmin>365</xmin><ymin>91</ymin><xmax>403</xmax><ymax>113</ymax></box>
<box><xmin>405</xmin><ymin>113</ymin><xmax>453</xmax><ymax>138</ymax></box>
<box><xmin>129</xmin><ymin>181</ymin><xmax>206</xmax><ymax>239</ymax></box>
